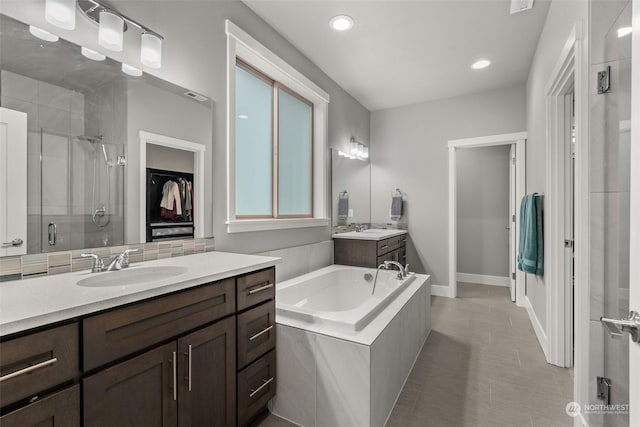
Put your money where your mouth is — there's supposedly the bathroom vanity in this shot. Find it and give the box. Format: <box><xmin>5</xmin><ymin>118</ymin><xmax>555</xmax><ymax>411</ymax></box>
<box><xmin>0</xmin><ymin>252</ymin><xmax>278</xmax><ymax>427</ymax></box>
<box><xmin>333</xmin><ymin>229</ymin><xmax>407</xmax><ymax>268</ymax></box>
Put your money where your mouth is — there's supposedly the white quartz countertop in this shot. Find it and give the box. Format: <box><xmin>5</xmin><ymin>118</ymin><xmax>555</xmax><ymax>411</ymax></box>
<box><xmin>0</xmin><ymin>251</ymin><xmax>280</xmax><ymax>337</ymax></box>
<box><xmin>332</xmin><ymin>229</ymin><xmax>407</xmax><ymax>241</ymax></box>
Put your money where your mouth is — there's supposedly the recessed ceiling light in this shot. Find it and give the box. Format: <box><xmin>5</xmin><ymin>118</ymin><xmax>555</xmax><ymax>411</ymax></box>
<box><xmin>471</xmin><ymin>59</ymin><xmax>491</xmax><ymax>70</ymax></box>
<box><xmin>29</xmin><ymin>25</ymin><xmax>59</xmax><ymax>42</ymax></box>
<box><xmin>81</xmin><ymin>46</ymin><xmax>106</xmax><ymax>61</ymax></box>
<box><xmin>617</xmin><ymin>27</ymin><xmax>632</xmax><ymax>38</ymax></box>
<box><xmin>329</xmin><ymin>15</ymin><xmax>354</xmax><ymax>32</ymax></box>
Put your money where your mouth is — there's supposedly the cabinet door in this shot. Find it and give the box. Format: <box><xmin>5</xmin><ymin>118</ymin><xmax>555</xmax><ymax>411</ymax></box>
<box><xmin>178</xmin><ymin>317</ymin><xmax>236</xmax><ymax>427</ymax></box>
<box><xmin>84</xmin><ymin>342</ymin><xmax>177</xmax><ymax>427</ymax></box>
<box><xmin>0</xmin><ymin>385</ymin><xmax>79</xmax><ymax>427</ymax></box>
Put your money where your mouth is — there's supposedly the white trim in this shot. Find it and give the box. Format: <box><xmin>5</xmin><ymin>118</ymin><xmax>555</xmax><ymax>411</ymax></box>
<box><xmin>225</xmin><ymin>20</ymin><xmax>329</xmax><ymax>233</ymax></box>
<box><xmin>430</xmin><ymin>284</ymin><xmax>455</xmax><ymax>298</ymax></box>
<box><xmin>448</xmin><ymin>133</ymin><xmax>526</xmax><ymax>301</ymax></box>
<box><xmin>544</xmin><ymin>22</ymin><xmax>584</xmax><ymax>370</ymax></box>
<box><xmin>226</xmin><ymin>217</ymin><xmax>329</xmax><ymax>234</ymax></box>
<box><xmin>456</xmin><ymin>273</ymin><xmax>509</xmax><ymax>287</ymax></box>
<box><xmin>525</xmin><ymin>295</ymin><xmax>549</xmax><ymax>358</ymax></box>
<box><xmin>447</xmin><ymin>131</ymin><xmax>527</xmax><ymax>148</ymax></box>
<box><xmin>138</xmin><ymin>131</ymin><xmax>206</xmax><ymax>243</ymax></box>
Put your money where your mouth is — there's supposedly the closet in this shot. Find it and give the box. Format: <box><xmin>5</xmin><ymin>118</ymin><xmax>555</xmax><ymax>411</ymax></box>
<box><xmin>146</xmin><ymin>168</ymin><xmax>195</xmax><ymax>242</ymax></box>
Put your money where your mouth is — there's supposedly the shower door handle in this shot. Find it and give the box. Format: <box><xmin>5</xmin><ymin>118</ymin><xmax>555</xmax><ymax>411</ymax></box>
<box><xmin>48</xmin><ymin>223</ymin><xmax>57</xmax><ymax>245</ymax></box>
<box><xmin>600</xmin><ymin>311</ymin><xmax>640</xmax><ymax>343</ymax></box>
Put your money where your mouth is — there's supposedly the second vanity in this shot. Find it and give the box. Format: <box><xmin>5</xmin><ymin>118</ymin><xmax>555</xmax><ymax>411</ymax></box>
<box><xmin>333</xmin><ymin>229</ymin><xmax>408</xmax><ymax>268</ymax></box>
<box><xmin>0</xmin><ymin>251</ymin><xmax>279</xmax><ymax>427</ymax></box>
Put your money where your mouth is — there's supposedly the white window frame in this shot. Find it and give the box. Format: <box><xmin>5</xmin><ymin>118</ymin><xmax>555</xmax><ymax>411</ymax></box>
<box><xmin>225</xmin><ymin>20</ymin><xmax>330</xmax><ymax>233</ymax></box>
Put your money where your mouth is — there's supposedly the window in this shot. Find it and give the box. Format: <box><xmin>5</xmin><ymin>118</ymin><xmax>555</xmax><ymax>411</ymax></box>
<box><xmin>226</xmin><ymin>20</ymin><xmax>329</xmax><ymax>233</ymax></box>
<box><xmin>235</xmin><ymin>61</ymin><xmax>313</xmax><ymax>218</ymax></box>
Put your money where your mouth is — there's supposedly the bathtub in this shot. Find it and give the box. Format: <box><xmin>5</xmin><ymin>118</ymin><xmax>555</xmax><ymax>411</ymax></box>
<box><xmin>276</xmin><ymin>265</ymin><xmax>415</xmax><ymax>331</ymax></box>
<box><xmin>272</xmin><ymin>265</ymin><xmax>431</xmax><ymax>427</ymax></box>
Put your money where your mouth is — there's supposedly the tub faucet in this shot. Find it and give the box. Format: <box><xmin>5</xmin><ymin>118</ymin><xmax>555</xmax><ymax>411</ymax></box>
<box><xmin>383</xmin><ymin>261</ymin><xmax>406</xmax><ymax>279</ymax></box>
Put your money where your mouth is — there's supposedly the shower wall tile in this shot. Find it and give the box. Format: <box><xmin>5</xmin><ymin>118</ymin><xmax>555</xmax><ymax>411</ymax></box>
<box><xmin>38</xmin><ymin>105</ymin><xmax>71</xmax><ymax>135</ymax></box>
<box><xmin>38</xmin><ymin>81</ymin><xmax>72</xmax><ymax>111</ymax></box>
<box><xmin>1</xmin><ymin>70</ymin><xmax>38</xmax><ymax>103</ymax></box>
<box><xmin>0</xmin><ymin>238</ymin><xmax>215</xmax><ymax>282</ymax></box>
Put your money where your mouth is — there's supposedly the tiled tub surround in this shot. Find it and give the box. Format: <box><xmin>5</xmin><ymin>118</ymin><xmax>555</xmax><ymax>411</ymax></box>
<box><xmin>0</xmin><ymin>237</ymin><xmax>215</xmax><ymax>282</ymax></box>
<box><xmin>272</xmin><ymin>266</ymin><xmax>431</xmax><ymax>427</ymax></box>
<box><xmin>0</xmin><ymin>250</ymin><xmax>278</xmax><ymax>336</ymax></box>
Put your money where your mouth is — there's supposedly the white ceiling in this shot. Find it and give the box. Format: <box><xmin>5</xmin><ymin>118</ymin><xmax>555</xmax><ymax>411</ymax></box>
<box><xmin>242</xmin><ymin>0</ymin><xmax>551</xmax><ymax>111</ymax></box>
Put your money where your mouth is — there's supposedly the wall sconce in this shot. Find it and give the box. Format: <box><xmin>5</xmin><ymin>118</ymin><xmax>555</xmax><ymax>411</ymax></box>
<box><xmin>343</xmin><ymin>138</ymin><xmax>369</xmax><ymax>161</ymax></box>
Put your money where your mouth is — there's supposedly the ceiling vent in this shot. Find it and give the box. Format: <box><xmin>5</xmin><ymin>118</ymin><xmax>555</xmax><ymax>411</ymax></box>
<box><xmin>510</xmin><ymin>0</ymin><xmax>534</xmax><ymax>14</ymax></box>
<box><xmin>184</xmin><ymin>91</ymin><xmax>208</xmax><ymax>102</ymax></box>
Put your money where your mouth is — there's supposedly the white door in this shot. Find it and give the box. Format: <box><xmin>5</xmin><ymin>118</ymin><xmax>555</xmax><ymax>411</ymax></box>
<box><xmin>508</xmin><ymin>144</ymin><xmax>516</xmax><ymax>302</ymax></box>
<box><xmin>0</xmin><ymin>108</ymin><xmax>27</xmax><ymax>256</ymax></box>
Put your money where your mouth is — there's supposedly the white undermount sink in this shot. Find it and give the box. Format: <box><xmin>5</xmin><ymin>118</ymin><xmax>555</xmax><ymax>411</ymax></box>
<box><xmin>76</xmin><ymin>266</ymin><xmax>188</xmax><ymax>287</ymax></box>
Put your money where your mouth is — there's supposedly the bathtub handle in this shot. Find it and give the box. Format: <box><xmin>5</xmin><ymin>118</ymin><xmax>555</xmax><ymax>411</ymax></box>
<box><xmin>247</xmin><ymin>282</ymin><xmax>274</xmax><ymax>295</ymax></box>
<box><xmin>249</xmin><ymin>377</ymin><xmax>274</xmax><ymax>398</ymax></box>
<box><xmin>249</xmin><ymin>325</ymin><xmax>274</xmax><ymax>341</ymax></box>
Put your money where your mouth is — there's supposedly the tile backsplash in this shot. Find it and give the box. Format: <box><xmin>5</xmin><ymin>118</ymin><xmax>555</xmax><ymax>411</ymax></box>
<box><xmin>0</xmin><ymin>238</ymin><xmax>215</xmax><ymax>282</ymax></box>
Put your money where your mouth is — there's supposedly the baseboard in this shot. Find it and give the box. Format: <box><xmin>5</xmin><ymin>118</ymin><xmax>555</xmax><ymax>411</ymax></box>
<box><xmin>430</xmin><ymin>284</ymin><xmax>454</xmax><ymax>298</ymax></box>
<box><xmin>456</xmin><ymin>273</ymin><xmax>509</xmax><ymax>287</ymax></box>
<box><xmin>524</xmin><ymin>296</ymin><xmax>548</xmax><ymax>359</ymax></box>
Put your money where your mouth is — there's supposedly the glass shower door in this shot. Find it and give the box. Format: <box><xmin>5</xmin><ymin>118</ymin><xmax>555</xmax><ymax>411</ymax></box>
<box><xmin>589</xmin><ymin>0</ymin><xmax>631</xmax><ymax>425</ymax></box>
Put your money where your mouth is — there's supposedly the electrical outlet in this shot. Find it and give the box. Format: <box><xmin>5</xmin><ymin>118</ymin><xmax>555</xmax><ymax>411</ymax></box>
<box><xmin>348</xmin><ymin>209</ymin><xmax>354</xmax><ymax>218</ymax></box>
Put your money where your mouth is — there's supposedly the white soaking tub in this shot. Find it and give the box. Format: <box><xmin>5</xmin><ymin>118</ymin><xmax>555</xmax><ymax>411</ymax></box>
<box><xmin>272</xmin><ymin>265</ymin><xmax>431</xmax><ymax>427</ymax></box>
<box><xmin>276</xmin><ymin>265</ymin><xmax>415</xmax><ymax>331</ymax></box>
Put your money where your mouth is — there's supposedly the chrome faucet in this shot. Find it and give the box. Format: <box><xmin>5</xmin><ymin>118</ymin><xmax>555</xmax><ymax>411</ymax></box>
<box><xmin>106</xmin><ymin>249</ymin><xmax>139</xmax><ymax>271</ymax></box>
<box><xmin>383</xmin><ymin>261</ymin><xmax>407</xmax><ymax>279</ymax></box>
<box><xmin>81</xmin><ymin>253</ymin><xmax>105</xmax><ymax>273</ymax></box>
<box><xmin>354</xmin><ymin>224</ymin><xmax>367</xmax><ymax>232</ymax></box>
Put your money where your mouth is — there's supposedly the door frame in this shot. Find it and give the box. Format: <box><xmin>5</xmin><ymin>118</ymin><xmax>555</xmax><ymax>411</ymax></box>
<box><xmin>138</xmin><ymin>131</ymin><xmax>206</xmax><ymax>243</ymax></box>
<box><xmin>447</xmin><ymin>132</ymin><xmax>526</xmax><ymax>305</ymax></box>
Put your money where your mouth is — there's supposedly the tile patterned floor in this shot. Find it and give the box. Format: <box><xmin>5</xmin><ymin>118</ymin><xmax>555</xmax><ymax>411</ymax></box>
<box><xmin>260</xmin><ymin>282</ymin><xmax>574</xmax><ymax>427</ymax></box>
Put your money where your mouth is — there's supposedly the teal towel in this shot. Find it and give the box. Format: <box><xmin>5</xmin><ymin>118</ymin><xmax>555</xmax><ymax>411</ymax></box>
<box><xmin>517</xmin><ymin>194</ymin><xmax>544</xmax><ymax>276</ymax></box>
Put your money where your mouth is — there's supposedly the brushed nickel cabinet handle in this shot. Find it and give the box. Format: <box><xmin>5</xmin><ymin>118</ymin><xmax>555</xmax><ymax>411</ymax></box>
<box><xmin>188</xmin><ymin>345</ymin><xmax>192</xmax><ymax>391</ymax></box>
<box><xmin>380</xmin><ymin>245</ymin><xmax>388</xmax><ymax>250</ymax></box>
<box><xmin>0</xmin><ymin>358</ymin><xmax>57</xmax><ymax>382</ymax></box>
<box><xmin>249</xmin><ymin>325</ymin><xmax>274</xmax><ymax>341</ymax></box>
<box><xmin>247</xmin><ymin>282</ymin><xmax>274</xmax><ymax>295</ymax></box>
<box><xmin>249</xmin><ymin>377</ymin><xmax>274</xmax><ymax>398</ymax></box>
<box><xmin>172</xmin><ymin>351</ymin><xmax>177</xmax><ymax>401</ymax></box>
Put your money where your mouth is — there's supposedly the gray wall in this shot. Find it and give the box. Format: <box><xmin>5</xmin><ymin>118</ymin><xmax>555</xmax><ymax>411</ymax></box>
<box><xmin>525</xmin><ymin>0</ymin><xmax>588</xmax><ymax>331</ymax></box>
<box><xmin>147</xmin><ymin>145</ymin><xmax>194</xmax><ymax>174</ymax></box>
<box><xmin>370</xmin><ymin>83</ymin><xmax>525</xmax><ymax>287</ymax></box>
<box><xmin>456</xmin><ymin>145</ymin><xmax>510</xmax><ymax>277</ymax></box>
<box><xmin>2</xmin><ymin>0</ymin><xmax>370</xmax><ymax>254</ymax></box>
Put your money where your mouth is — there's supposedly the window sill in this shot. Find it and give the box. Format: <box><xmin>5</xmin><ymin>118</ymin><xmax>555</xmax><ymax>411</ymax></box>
<box><xmin>226</xmin><ymin>218</ymin><xmax>330</xmax><ymax>234</ymax></box>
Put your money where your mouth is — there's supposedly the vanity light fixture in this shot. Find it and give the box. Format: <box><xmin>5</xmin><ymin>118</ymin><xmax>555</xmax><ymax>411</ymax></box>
<box><xmin>471</xmin><ymin>59</ymin><xmax>491</xmax><ymax>70</ymax></box>
<box><xmin>330</xmin><ymin>15</ymin><xmax>354</xmax><ymax>32</ymax></box>
<box><xmin>122</xmin><ymin>63</ymin><xmax>142</xmax><ymax>77</ymax></box>
<box><xmin>29</xmin><ymin>25</ymin><xmax>59</xmax><ymax>42</ymax></box>
<box><xmin>618</xmin><ymin>27</ymin><xmax>632</xmax><ymax>38</ymax></box>
<box><xmin>348</xmin><ymin>138</ymin><xmax>369</xmax><ymax>161</ymax></box>
<box><xmin>140</xmin><ymin>32</ymin><xmax>162</xmax><ymax>68</ymax></box>
<box><xmin>45</xmin><ymin>0</ymin><xmax>76</xmax><ymax>30</ymax></box>
<box><xmin>81</xmin><ymin>46</ymin><xmax>106</xmax><ymax>61</ymax></box>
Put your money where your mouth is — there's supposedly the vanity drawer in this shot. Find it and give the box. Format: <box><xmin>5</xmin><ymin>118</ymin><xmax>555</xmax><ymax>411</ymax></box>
<box><xmin>236</xmin><ymin>267</ymin><xmax>275</xmax><ymax>311</ymax></box>
<box><xmin>237</xmin><ymin>350</ymin><xmax>276</xmax><ymax>427</ymax></box>
<box><xmin>237</xmin><ymin>302</ymin><xmax>276</xmax><ymax>369</ymax></box>
<box><xmin>377</xmin><ymin>237</ymin><xmax>399</xmax><ymax>255</ymax></box>
<box><xmin>0</xmin><ymin>384</ymin><xmax>80</xmax><ymax>426</ymax></box>
<box><xmin>83</xmin><ymin>278</ymin><xmax>235</xmax><ymax>371</ymax></box>
<box><xmin>0</xmin><ymin>323</ymin><xmax>79</xmax><ymax>408</ymax></box>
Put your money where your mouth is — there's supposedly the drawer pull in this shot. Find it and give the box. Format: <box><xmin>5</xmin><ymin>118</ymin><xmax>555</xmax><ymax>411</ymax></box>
<box><xmin>0</xmin><ymin>357</ymin><xmax>58</xmax><ymax>383</ymax></box>
<box><xmin>247</xmin><ymin>282</ymin><xmax>274</xmax><ymax>295</ymax></box>
<box><xmin>402</xmin><ymin>239</ymin><xmax>407</xmax><ymax>243</ymax></box>
<box><xmin>380</xmin><ymin>245</ymin><xmax>388</xmax><ymax>250</ymax></box>
<box><xmin>249</xmin><ymin>325</ymin><xmax>274</xmax><ymax>341</ymax></box>
<box><xmin>187</xmin><ymin>344</ymin><xmax>192</xmax><ymax>391</ymax></box>
<box><xmin>249</xmin><ymin>377</ymin><xmax>274</xmax><ymax>398</ymax></box>
<box><xmin>172</xmin><ymin>351</ymin><xmax>177</xmax><ymax>401</ymax></box>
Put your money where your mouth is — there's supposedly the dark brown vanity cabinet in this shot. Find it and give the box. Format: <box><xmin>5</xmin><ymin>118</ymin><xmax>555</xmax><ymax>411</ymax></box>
<box><xmin>334</xmin><ymin>234</ymin><xmax>407</xmax><ymax>268</ymax></box>
<box><xmin>0</xmin><ymin>265</ymin><xmax>277</xmax><ymax>427</ymax></box>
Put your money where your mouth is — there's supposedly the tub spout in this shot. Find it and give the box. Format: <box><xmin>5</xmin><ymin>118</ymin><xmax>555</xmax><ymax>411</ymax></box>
<box><xmin>383</xmin><ymin>261</ymin><xmax>406</xmax><ymax>279</ymax></box>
